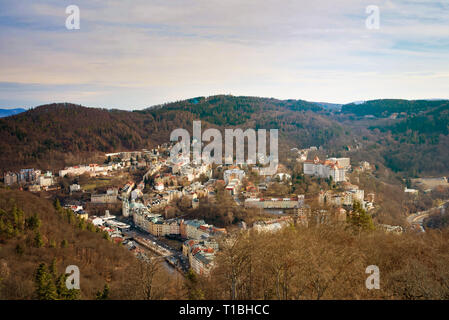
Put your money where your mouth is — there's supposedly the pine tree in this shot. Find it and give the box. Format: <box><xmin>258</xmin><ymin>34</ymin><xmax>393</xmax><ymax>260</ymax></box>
<box><xmin>15</xmin><ymin>243</ymin><xmax>24</xmax><ymax>256</ymax></box>
<box><xmin>16</xmin><ymin>208</ymin><xmax>25</xmax><ymax>232</ymax></box>
<box><xmin>77</xmin><ymin>219</ymin><xmax>85</xmax><ymax>230</ymax></box>
<box><xmin>61</xmin><ymin>239</ymin><xmax>68</xmax><ymax>248</ymax></box>
<box><xmin>54</xmin><ymin>199</ymin><xmax>62</xmax><ymax>211</ymax></box>
<box><xmin>66</xmin><ymin>210</ymin><xmax>75</xmax><ymax>225</ymax></box>
<box><xmin>347</xmin><ymin>201</ymin><xmax>375</xmax><ymax>232</ymax></box>
<box><xmin>56</xmin><ymin>274</ymin><xmax>80</xmax><ymax>300</ymax></box>
<box><xmin>49</xmin><ymin>239</ymin><xmax>57</xmax><ymax>248</ymax></box>
<box><xmin>87</xmin><ymin>222</ymin><xmax>95</xmax><ymax>232</ymax></box>
<box><xmin>103</xmin><ymin>231</ymin><xmax>110</xmax><ymax>241</ymax></box>
<box><xmin>49</xmin><ymin>258</ymin><xmax>58</xmax><ymax>278</ymax></box>
<box><xmin>4</xmin><ymin>220</ymin><xmax>14</xmax><ymax>238</ymax></box>
<box><xmin>185</xmin><ymin>269</ymin><xmax>204</xmax><ymax>300</ymax></box>
<box><xmin>12</xmin><ymin>205</ymin><xmax>19</xmax><ymax>227</ymax></box>
<box><xmin>25</xmin><ymin>213</ymin><xmax>41</xmax><ymax>231</ymax></box>
<box><xmin>34</xmin><ymin>231</ymin><xmax>44</xmax><ymax>248</ymax></box>
<box><xmin>95</xmin><ymin>284</ymin><xmax>110</xmax><ymax>300</ymax></box>
<box><xmin>34</xmin><ymin>263</ymin><xmax>57</xmax><ymax>300</ymax></box>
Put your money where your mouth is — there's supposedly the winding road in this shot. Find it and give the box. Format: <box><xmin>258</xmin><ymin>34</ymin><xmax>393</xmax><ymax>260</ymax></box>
<box><xmin>406</xmin><ymin>200</ymin><xmax>449</xmax><ymax>232</ymax></box>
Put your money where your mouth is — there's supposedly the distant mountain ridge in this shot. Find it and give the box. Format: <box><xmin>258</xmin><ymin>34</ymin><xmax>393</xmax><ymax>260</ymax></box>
<box><xmin>341</xmin><ymin>99</ymin><xmax>449</xmax><ymax>117</ymax></box>
<box><xmin>1</xmin><ymin>95</ymin><xmax>448</xmax><ymax>176</ymax></box>
<box><xmin>0</xmin><ymin>108</ymin><xmax>26</xmax><ymax>118</ymax></box>
<box><xmin>0</xmin><ymin>96</ymin><xmax>349</xmax><ymax>171</ymax></box>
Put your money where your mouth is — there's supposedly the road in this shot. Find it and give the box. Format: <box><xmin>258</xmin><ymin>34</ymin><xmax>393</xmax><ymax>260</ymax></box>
<box><xmin>406</xmin><ymin>200</ymin><xmax>449</xmax><ymax>232</ymax></box>
<box><xmin>123</xmin><ymin>227</ymin><xmax>189</xmax><ymax>273</ymax></box>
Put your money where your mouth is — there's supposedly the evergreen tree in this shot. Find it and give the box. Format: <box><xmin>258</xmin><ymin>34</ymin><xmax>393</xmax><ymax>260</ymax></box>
<box><xmin>12</xmin><ymin>205</ymin><xmax>19</xmax><ymax>229</ymax></box>
<box><xmin>77</xmin><ymin>219</ymin><xmax>85</xmax><ymax>230</ymax></box>
<box><xmin>61</xmin><ymin>239</ymin><xmax>68</xmax><ymax>248</ymax></box>
<box><xmin>185</xmin><ymin>269</ymin><xmax>204</xmax><ymax>300</ymax></box>
<box><xmin>347</xmin><ymin>201</ymin><xmax>375</xmax><ymax>232</ymax></box>
<box><xmin>49</xmin><ymin>258</ymin><xmax>58</xmax><ymax>278</ymax></box>
<box><xmin>34</xmin><ymin>231</ymin><xmax>44</xmax><ymax>248</ymax></box>
<box><xmin>87</xmin><ymin>222</ymin><xmax>95</xmax><ymax>232</ymax></box>
<box><xmin>49</xmin><ymin>239</ymin><xmax>57</xmax><ymax>248</ymax></box>
<box><xmin>103</xmin><ymin>231</ymin><xmax>110</xmax><ymax>241</ymax></box>
<box><xmin>66</xmin><ymin>210</ymin><xmax>75</xmax><ymax>225</ymax></box>
<box><xmin>56</xmin><ymin>274</ymin><xmax>80</xmax><ymax>300</ymax></box>
<box><xmin>34</xmin><ymin>263</ymin><xmax>57</xmax><ymax>300</ymax></box>
<box><xmin>95</xmin><ymin>284</ymin><xmax>110</xmax><ymax>300</ymax></box>
<box><xmin>54</xmin><ymin>199</ymin><xmax>62</xmax><ymax>211</ymax></box>
<box><xmin>25</xmin><ymin>213</ymin><xmax>41</xmax><ymax>231</ymax></box>
<box><xmin>15</xmin><ymin>243</ymin><xmax>24</xmax><ymax>256</ymax></box>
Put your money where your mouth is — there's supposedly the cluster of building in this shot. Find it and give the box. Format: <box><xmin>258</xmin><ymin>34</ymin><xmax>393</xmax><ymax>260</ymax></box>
<box><xmin>89</xmin><ymin>211</ymin><xmax>130</xmax><ymax>242</ymax></box>
<box><xmin>64</xmin><ymin>204</ymin><xmax>130</xmax><ymax>242</ymax></box>
<box><xmin>4</xmin><ymin>138</ymin><xmax>387</xmax><ymax>277</ymax></box>
<box><xmin>182</xmin><ymin>239</ymin><xmax>219</xmax><ymax>275</ymax></box>
<box><xmin>132</xmin><ymin>201</ymin><xmax>227</xmax><ymax>240</ymax></box>
<box><xmin>318</xmin><ymin>183</ymin><xmax>374</xmax><ymax>210</ymax></box>
<box><xmin>58</xmin><ymin>163</ymin><xmax>124</xmax><ymax>177</ymax></box>
<box><xmin>244</xmin><ymin>196</ymin><xmax>304</xmax><ymax>210</ymax></box>
<box><xmin>3</xmin><ymin>169</ymin><xmax>57</xmax><ymax>191</ymax></box>
<box><xmin>2</xmin><ymin>149</ymin><xmax>148</xmax><ymax>190</ymax></box>
<box><xmin>131</xmin><ymin>202</ymin><xmax>226</xmax><ymax>275</ymax></box>
<box><xmin>91</xmin><ymin>188</ymin><xmax>120</xmax><ymax>204</ymax></box>
<box><xmin>303</xmin><ymin>156</ymin><xmax>350</xmax><ymax>182</ymax></box>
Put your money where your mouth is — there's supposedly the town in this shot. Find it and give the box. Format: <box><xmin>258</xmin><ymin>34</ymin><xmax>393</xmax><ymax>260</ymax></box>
<box><xmin>3</xmin><ymin>142</ymin><xmax>417</xmax><ymax>277</ymax></box>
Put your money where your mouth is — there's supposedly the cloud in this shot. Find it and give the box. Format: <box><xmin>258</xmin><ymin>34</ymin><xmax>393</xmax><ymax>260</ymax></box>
<box><xmin>0</xmin><ymin>0</ymin><xmax>448</xmax><ymax>109</ymax></box>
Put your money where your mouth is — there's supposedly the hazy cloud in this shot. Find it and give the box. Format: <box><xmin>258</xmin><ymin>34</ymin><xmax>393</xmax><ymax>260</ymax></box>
<box><xmin>0</xmin><ymin>0</ymin><xmax>448</xmax><ymax>109</ymax></box>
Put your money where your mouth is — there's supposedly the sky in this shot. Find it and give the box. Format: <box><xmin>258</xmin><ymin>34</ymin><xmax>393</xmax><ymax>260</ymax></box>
<box><xmin>0</xmin><ymin>0</ymin><xmax>448</xmax><ymax>110</ymax></box>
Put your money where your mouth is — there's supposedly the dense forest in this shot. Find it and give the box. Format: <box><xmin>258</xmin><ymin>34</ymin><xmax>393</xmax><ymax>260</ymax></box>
<box><xmin>193</xmin><ymin>225</ymin><xmax>449</xmax><ymax>300</ymax></box>
<box><xmin>0</xmin><ymin>189</ymin><xmax>181</xmax><ymax>300</ymax></box>
<box><xmin>336</xmin><ymin>99</ymin><xmax>449</xmax><ymax>176</ymax></box>
<box><xmin>341</xmin><ymin>99</ymin><xmax>449</xmax><ymax>118</ymax></box>
<box><xmin>1</xmin><ymin>96</ymin><xmax>448</xmax><ymax>176</ymax></box>
<box><xmin>0</xmin><ymin>96</ymin><xmax>349</xmax><ymax>171</ymax></box>
<box><xmin>2</xmin><ymin>188</ymin><xmax>449</xmax><ymax>300</ymax></box>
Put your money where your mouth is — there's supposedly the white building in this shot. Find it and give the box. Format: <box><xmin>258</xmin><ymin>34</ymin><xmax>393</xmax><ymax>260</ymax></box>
<box><xmin>90</xmin><ymin>217</ymin><xmax>104</xmax><ymax>226</ymax></box>
<box><xmin>303</xmin><ymin>156</ymin><xmax>346</xmax><ymax>182</ymax></box>
<box><xmin>38</xmin><ymin>174</ymin><xmax>53</xmax><ymax>187</ymax></box>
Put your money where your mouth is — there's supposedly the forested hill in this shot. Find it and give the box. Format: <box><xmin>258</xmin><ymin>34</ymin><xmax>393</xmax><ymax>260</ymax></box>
<box><xmin>3</xmin><ymin>95</ymin><xmax>447</xmax><ymax>176</ymax></box>
<box><xmin>338</xmin><ymin>99</ymin><xmax>449</xmax><ymax>176</ymax></box>
<box><xmin>0</xmin><ymin>96</ymin><xmax>349</xmax><ymax>171</ymax></box>
<box><xmin>0</xmin><ymin>189</ymin><xmax>141</xmax><ymax>299</ymax></box>
<box><xmin>0</xmin><ymin>103</ymin><xmax>158</xmax><ymax>170</ymax></box>
<box><xmin>341</xmin><ymin>99</ymin><xmax>449</xmax><ymax>118</ymax></box>
<box><xmin>144</xmin><ymin>95</ymin><xmax>323</xmax><ymax>126</ymax></box>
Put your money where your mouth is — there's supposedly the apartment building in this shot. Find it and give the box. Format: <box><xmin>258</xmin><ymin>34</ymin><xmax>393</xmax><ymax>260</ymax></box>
<box><xmin>303</xmin><ymin>156</ymin><xmax>347</xmax><ymax>182</ymax></box>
